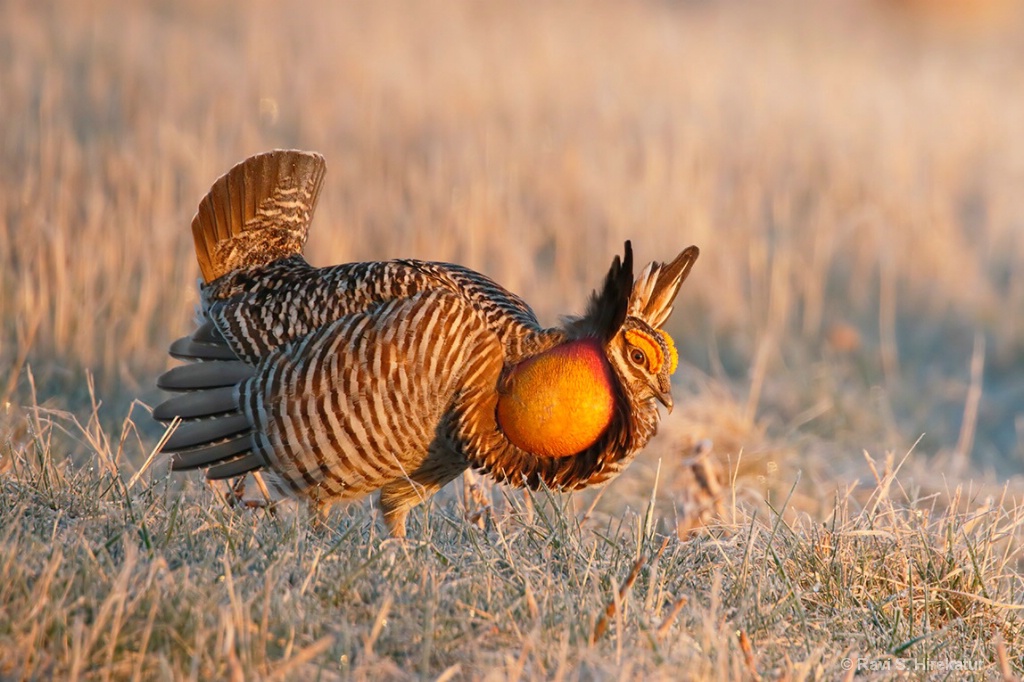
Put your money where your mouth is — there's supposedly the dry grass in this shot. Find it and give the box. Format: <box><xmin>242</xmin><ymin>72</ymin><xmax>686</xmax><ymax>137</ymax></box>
<box><xmin>2</xmin><ymin>0</ymin><xmax>1024</xmax><ymax>678</ymax></box>
<box><xmin>1</xmin><ymin>393</ymin><xmax>1021</xmax><ymax>680</ymax></box>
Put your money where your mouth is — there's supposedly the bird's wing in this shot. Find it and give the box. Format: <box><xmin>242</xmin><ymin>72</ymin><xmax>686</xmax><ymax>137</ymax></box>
<box><xmin>199</xmin><ymin>257</ymin><xmax>552</xmax><ymax>366</ymax></box>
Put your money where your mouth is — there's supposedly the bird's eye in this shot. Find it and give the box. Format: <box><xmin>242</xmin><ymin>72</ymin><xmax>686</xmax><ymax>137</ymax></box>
<box><xmin>630</xmin><ymin>349</ymin><xmax>646</xmax><ymax>365</ymax></box>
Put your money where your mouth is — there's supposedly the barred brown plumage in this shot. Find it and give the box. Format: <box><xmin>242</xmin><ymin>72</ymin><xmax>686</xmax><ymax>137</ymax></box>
<box><xmin>155</xmin><ymin>149</ymin><xmax>700</xmax><ymax>537</ymax></box>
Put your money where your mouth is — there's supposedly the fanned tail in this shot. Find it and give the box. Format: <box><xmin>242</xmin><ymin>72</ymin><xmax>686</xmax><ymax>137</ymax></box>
<box><xmin>192</xmin><ymin>149</ymin><xmax>326</xmax><ymax>283</ymax></box>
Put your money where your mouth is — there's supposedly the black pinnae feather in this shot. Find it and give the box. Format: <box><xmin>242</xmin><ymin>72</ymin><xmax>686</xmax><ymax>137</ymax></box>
<box><xmin>582</xmin><ymin>241</ymin><xmax>633</xmax><ymax>341</ymax></box>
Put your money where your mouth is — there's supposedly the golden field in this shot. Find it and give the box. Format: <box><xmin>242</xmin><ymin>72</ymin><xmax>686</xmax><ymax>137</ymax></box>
<box><xmin>1</xmin><ymin>0</ymin><xmax>1023</xmax><ymax>678</ymax></box>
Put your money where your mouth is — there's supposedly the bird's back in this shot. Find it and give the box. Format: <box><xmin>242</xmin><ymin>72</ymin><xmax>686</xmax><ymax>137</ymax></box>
<box><xmin>200</xmin><ymin>254</ymin><xmax>559</xmax><ymax>367</ymax></box>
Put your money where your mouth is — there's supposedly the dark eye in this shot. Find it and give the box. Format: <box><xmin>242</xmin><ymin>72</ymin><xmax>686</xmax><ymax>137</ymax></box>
<box><xmin>630</xmin><ymin>349</ymin><xmax>646</xmax><ymax>365</ymax></box>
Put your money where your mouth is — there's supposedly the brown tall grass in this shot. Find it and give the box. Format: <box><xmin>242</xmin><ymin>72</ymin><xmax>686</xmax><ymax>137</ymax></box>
<box><xmin>4</xmin><ymin>0</ymin><xmax>1024</xmax><ymax>466</ymax></box>
<box><xmin>1</xmin><ymin>0</ymin><xmax>1023</xmax><ymax>678</ymax></box>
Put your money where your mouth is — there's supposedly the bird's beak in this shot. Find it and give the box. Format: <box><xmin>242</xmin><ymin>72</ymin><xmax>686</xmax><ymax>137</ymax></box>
<box><xmin>654</xmin><ymin>375</ymin><xmax>673</xmax><ymax>413</ymax></box>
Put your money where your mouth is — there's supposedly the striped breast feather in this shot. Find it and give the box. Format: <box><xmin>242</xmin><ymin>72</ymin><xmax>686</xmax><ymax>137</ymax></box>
<box><xmin>203</xmin><ymin>256</ymin><xmax>554</xmax><ymax>366</ymax></box>
<box><xmin>236</xmin><ymin>288</ymin><xmax>504</xmax><ymax>501</ymax></box>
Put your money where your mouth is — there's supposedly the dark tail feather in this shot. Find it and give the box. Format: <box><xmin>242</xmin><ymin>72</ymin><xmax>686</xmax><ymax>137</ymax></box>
<box><xmin>152</xmin><ymin>386</ymin><xmax>238</xmax><ymax>421</ymax></box>
<box><xmin>167</xmin><ymin>320</ymin><xmax>236</xmax><ymax>360</ymax></box>
<box><xmin>192</xmin><ymin>320</ymin><xmax>227</xmax><ymax>344</ymax></box>
<box><xmin>162</xmin><ymin>413</ymin><xmax>250</xmax><ymax>451</ymax></box>
<box><xmin>157</xmin><ymin>361</ymin><xmax>255</xmax><ymax>391</ymax></box>
<box><xmin>169</xmin><ymin>434</ymin><xmax>252</xmax><ymax>470</ymax></box>
<box><xmin>206</xmin><ymin>453</ymin><xmax>264</xmax><ymax>480</ymax></box>
<box><xmin>169</xmin><ymin>336</ymin><xmax>238</xmax><ymax>361</ymax></box>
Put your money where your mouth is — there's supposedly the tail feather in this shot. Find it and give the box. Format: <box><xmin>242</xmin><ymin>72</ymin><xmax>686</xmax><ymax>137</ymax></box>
<box><xmin>192</xmin><ymin>149</ymin><xmax>326</xmax><ymax>283</ymax></box>
<box><xmin>169</xmin><ymin>435</ymin><xmax>253</xmax><ymax>470</ymax></box>
<box><xmin>169</xmin><ymin>336</ymin><xmax>238</xmax><ymax>361</ymax></box>
<box><xmin>162</xmin><ymin>413</ymin><xmax>250</xmax><ymax>451</ymax></box>
<box><xmin>152</xmin><ymin>386</ymin><xmax>238</xmax><ymax>421</ymax></box>
<box><xmin>192</xmin><ymin>320</ymin><xmax>227</xmax><ymax>344</ymax></box>
<box><xmin>206</xmin><ymin>453</ymin><xmax>264</xmax><ymax>480</ymax></box>
<box><xmin>157</xmin><ymin>361</ymin><xmax>255</xmax><ymax>391</ymax></box>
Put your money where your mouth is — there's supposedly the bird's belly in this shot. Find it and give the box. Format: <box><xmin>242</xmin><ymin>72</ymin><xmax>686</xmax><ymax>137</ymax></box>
<box><xmin>254</xmin><ymin>385</ymin><xmax>442</xmax><ymax>503</ymax></box>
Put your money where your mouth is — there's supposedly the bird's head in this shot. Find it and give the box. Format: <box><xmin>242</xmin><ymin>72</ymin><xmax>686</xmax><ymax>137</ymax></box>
<box><xmin>495</xmin><ymin>242</ymin><xmax>698</xmax><ymax>458</ymax></box>
<box><xmin>605</xmin><ymin>317</ymin><xmax>678</xmax><ymax>412</ymax></box>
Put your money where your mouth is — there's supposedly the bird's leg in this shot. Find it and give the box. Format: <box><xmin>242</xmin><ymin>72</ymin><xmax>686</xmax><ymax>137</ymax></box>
<box><xmin>462</xmin><ymin>469</ymin><xmax>493</xmax><ymax>531</ymax></box>
<box><xmin>378</xmin><ymin>480</ymin><xmax>420</xmax><ymax>538</ymax></box>
<box><xmin>380</xmin><ymin>477</ymin><xmax>442</xmax><ymax>538</ymax></box>
<box><xmin>379</xmin><ymin>491</ymin><xmax>409</xmax><ymax>538</ymax></box>
<box><xmin>378</xmin><ymin>460</ymin><xmax>469</xmax><ymax>537</ymax></box>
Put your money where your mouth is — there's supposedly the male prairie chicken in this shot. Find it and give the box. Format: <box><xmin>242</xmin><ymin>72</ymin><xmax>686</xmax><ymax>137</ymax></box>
<box><xmin>154</xmin><ymin>150</ymin><xmax>699</xmax><ymax>537</ymax></box>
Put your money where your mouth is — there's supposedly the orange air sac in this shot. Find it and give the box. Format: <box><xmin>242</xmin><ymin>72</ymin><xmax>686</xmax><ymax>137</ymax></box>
<box><xmin>496</xmin><ymin>339</ymin><xmax>615</xmax><ymax>458</ymax></box>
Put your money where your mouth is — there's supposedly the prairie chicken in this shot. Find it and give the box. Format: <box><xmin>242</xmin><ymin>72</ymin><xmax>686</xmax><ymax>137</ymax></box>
<box><xmin>155</xmin><ymin>150</ymin><xmax>699</xmax><ymax>537</ymax></box>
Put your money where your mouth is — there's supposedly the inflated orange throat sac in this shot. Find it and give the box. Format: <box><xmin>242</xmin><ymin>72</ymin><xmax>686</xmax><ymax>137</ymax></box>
<box><xmin>496</xmin><ymin>339</ymin><xmax>615</xmax><ymax>458</ymax></box>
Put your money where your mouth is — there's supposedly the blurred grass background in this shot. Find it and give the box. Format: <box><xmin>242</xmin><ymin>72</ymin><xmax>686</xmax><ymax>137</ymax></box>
<box><xmin>2</xmin><ymin>0</ymin><xmax>1024</xmax><ymax>506</ymax></box>
<box><xmin>3</xmin><ymin>1</ymin><xmax>1024</xmax><ymax>677</ymax></box>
